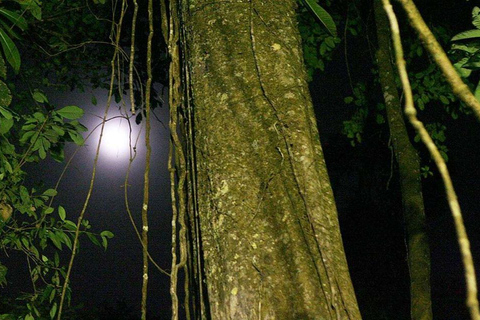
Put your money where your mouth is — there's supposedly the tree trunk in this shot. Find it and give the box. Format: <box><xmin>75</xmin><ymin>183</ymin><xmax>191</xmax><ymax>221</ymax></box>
<box><xmin>374</xmin><ymin>1</ymin><xmax>432</xmax><ymax>319</ymax></box>
<box><xmin>182</xmin><ymin>0</ymin><xmax>361</xmax><ymax>318</ymax></box>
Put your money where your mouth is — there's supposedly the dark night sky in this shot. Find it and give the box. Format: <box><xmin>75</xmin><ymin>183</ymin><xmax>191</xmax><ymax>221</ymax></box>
<box><xmin>5</xmin><ymin>89</ymin><xmax>173</xmax><ymax>317</ymax></box>
<box><xmin>2</xmin><ymin>1</ymin><xmax>480</xmax><ymax>319</ymax></box>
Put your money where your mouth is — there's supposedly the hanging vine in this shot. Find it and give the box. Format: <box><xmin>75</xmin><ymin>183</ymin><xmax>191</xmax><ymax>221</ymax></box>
<box><xmin>139</xmin><ymin>0</ymin><xmax>155</xmax><ymax>317</ymax></box>
<box><xmin>166</xmin><ymin>0</ymin><xmax>189</xmax><ymax>319</ymax></box>
<box><xmin>56</xmin><ymin>0</ymin><xmax>128</xmax><ymax>319</ymax></box>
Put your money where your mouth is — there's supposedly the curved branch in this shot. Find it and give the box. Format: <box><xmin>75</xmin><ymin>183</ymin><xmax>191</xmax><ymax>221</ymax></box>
<box><xmin>381</xmin><ymin>1</ymin><xmax>480</xmax><ymax>319</ymax></box>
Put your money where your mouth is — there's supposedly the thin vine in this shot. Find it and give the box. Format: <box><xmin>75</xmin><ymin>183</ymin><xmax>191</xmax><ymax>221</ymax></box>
<box><xmin>168</xmin><ymin>0</ymin><xmax>188</xmax><ymax>318</ymax></box>
<box><xmin>140</xmin><ymin>0</ymin><xmax>154</xmax><ymax>317</ymax></box>
<box><xmin>129</xmin><ymin>0</ymin><xmax>138</xmax><ymax>114</ymax></box>
<box><xmin>56</xmin><ymin>0</ymin><xmax>128</xmax><ymax>318</ymax></box>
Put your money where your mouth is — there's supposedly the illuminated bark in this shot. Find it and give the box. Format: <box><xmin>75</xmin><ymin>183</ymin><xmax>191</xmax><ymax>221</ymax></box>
<box><xmin>182</xmin><ymin>0</ymin><xmax>361</xmax><ymax>318</ymax></box>
<box><xmin>374</xmin><ymin>1</ymin><xmax>432</xmax><ymax>319</ymax></box>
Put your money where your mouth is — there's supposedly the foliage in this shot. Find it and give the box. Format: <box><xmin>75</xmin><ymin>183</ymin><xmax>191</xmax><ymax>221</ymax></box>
<box><xmin>451</xmin><ymin>6</ymin><xmax>480</xmax><ymax>102</ymax></box>
<box><xmin>298</xmin><ymin>0</ymin><xmax>341</xmax><ymax>81</ymax></box>
<box><xmin>301</xmin><ymin>0</ymin><xmax>337</xmax><ymax>37</ymax></box>
<box><xmin>414</xmin><ymin>123</ymin><xmax>448</xmax><ymax>162</ymax></box>
<box><xmin>0</xmin><ymin>87</ymin><xmax>113</xmax><ymax>318</ymax></box>
<box><xmin>0</xmin><ymin>2</ymin><xmax>114</xmax><ymax>319</ymax></box>
<box><xmin>18</xmin><ymin>0</ymin><xmax>111</xmax><ymax>93</ymax></box>
<box><xmin>299</xmin><ymin>1</ymin><xmax>466</xmax><ymax>179</ymax></box>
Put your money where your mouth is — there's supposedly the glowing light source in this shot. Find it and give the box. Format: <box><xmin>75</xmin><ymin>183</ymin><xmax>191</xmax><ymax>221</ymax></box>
<box><xmin>99</xmin><ymin>119</ymin><xmax>132</xmax><ymax>159</ymax></box>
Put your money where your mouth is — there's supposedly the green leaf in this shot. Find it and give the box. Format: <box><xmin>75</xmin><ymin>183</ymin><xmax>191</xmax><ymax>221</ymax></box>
<box><xmin>51</xmin><ymin>125</ymin><xmax>65</xmax><ymax>136</ymax></box>
<box><xmin>474</xmin><ymin>80</ymin><xmax>480</xmax><ymax>103</ymax></box>
<box><xmin>451</xmin><ymin>43</ymin><xmax>480</xmax><ymax>54</ymax></box>
<box><xmin>21</xmin><ymin>237</ymin><xmax>29</xmax><ymax>248</ymax></box>
<box><xmin>101</xmin><ymin>236</ymin><xmax>108</xmax><ymax>250</ymax></box>
<box><xmin>48</xmin><ymin>232</ymin><xmax>62</xmax><ymax>250</ymax></box>
<box><xmin>344</xmin><ymin>96</ymin><xmax>354</xmax><ymax>104</ymax></box>
<box><xmin>24</xmin><ymin>314</ymin><xmax>34</xmax><ymax>320</ymax></box>
<box><xmin>44</xmin><ymin>207</ymin><xmax>54</xmax><ymax>214</ymax></box>
<box><xmin>439</xmin><ymin>95</ymin><xmax>449</xmax><ymax>105</ymax></box>
<box><xmin>32</xmin><ymin>90</ymin><xmax>48</xmax><ymax>103</ymax></box>
<box><xmin>60</xmin><ymin>233</ymin><xmax>72</xmax><ymax>250</ymax></box>
<box><xmin>49</xmin><ymin>288</ymin><xmax>56</xmax><ymax>303</ymax></box>
<box><xmin>64</xmin><ymin>220</ymin><xmax>77</xmax><ymax>230</ymax></box>
<box><xmin>54</xmin><ymin>252</ymin><xmax>60</xmax><ymax>267</ymax></box>
<box><xmin>303</xmin><ymin>0</ymin><xmax>337</xmax><ymax>37</ymax></box>
<box><xmin>0</xmin><ymin>80</ymin><xmax>12</xmax><ymax>107</ymax></box>
<box><xmin>0</xmin><ymin>117</ymin><xmax>13</xmax><ymax>134</ymax></box>
<box><xmin>68</xmin><ymin>130</ymin><xmax>84</xmax><ymax>146</ymax></box>
<box><xmin>33</xmin><ymin>112</ymin><xmax>45</xmax><ymax>122</ymax></box>
<box><xmin>100</xmin><ymin>230</ymin><xmax>114</xmax><ymax>238</ymax></box>
<box><xmin>58</xmin><ymin>206</ymin><xmax>66</xmax><ymax>221</ymax></box>
<box><xmin>91</xmin><ymin>95</ymin><xmax>97</xmax><ymax>106</ymax></box>
<box><xmin>38</xmin><ymin>143</ymin><xmax>46</xmax><ymax>159</ymax></box>
<box><xmin>0</xmin><ymin>29</ymin><xmax>20</xmax><ymax>73</ymax></box>
<box><xmin>0</xmin><ymin>20</ymin><xmax>21</xmax><ymax>41</ymax></box>
<box><xmin>86</xmin><ymin>233</ymin><xmax>101</xmax><ymax>247</ymax></box>
<box><xmin>50</xmin><ymin>146</ymin><xmax>65</xmax><ymax>162</ymax></box>
<box><xmin>0</xmin><ymin>8</ymin><xmax>28</xmax><ymax>31</ymax></box>
<box><xmin>473</xmin><ymin>6</ymin><xmax>480</xmax><ymax>29</ymax></box>
<box><xmin>453</xmin><ymin>59</ymin><xmax>472</xmax><ymax>78</ymax></box>
<box><xmin>49</xmin><ymin>302</ymin><xmax>57</xmax><ymax>319</ymax></box>
<box><xmin>0</xmin><ymin>106</ymin><xmax>12</xmax><ymax>119</ymax></box>
<box><xmin>452</xmin><ymin>29</ymin><xmax>480</xmax><ymax>41</ymax></box>
<box><xmin>43</xmin><ymin>189</ymin><xmax>58</xmax><ymax>197</ymax></box>
<box><xmin>56</xmin><ymin>105</ymin><xmax>84</xmax><ymax>119</ymax></box>
<box><xmin>30</xmin><ymin>245</ymin><xmax>40</xmax><ymax>259</ymax></box>
<box><xmin>0</xmin><ymin>55</ymin><xmax>6</xmax><ymax>78</ymax></box>
<box><xmin>19</xmin><ymin>0</ymin><xmax>42</xmax><ymax>20</ymax></box>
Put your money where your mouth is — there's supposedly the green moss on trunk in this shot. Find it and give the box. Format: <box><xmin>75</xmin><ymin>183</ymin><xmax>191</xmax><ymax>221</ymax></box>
<box><xmin>183</xmin><ymin>0</ymin><xmax>361</xmax><ymax>318</ymax></box>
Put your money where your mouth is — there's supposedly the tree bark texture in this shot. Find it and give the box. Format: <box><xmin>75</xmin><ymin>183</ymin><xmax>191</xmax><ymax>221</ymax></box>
<box><xmin>182</xmin><ymin>0</ymin><xmax>361</xmax><ymax>318</ymax></box>
<box><xmin>374</xmin><ymin>1</ymin><xmax>432</xmax><ymax>319</ymax></box>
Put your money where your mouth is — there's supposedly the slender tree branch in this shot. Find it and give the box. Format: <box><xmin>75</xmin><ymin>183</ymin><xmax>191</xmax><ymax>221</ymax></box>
<box><xmin>140</xmin><ymin>0</ymin><xmax>155</xmax><ymax>317</ymax></box>
<box><xmin>396</xmin><ymin>0</ymin><xmax>480</xmax><ymax>121</ymax></box>
<box><xmin>381</xmin><ymin>1</ymin><xmax>480</xmax><ymax>319</ymax></box>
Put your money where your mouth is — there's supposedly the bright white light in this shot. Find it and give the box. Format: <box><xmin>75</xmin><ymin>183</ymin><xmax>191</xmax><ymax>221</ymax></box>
<box><xmin>100</xmin><ymin>120</ymin><xmax>132</xmax><ymax>159</ymax></box>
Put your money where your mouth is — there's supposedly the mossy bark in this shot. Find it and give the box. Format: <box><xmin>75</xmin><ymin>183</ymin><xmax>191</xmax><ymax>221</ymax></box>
<box><xmin>374</xmin><ymin>1</ymin><xmax>432</xmax><ymax>319</ymax></box>
<box><xmin>182</xmin><ymin>0</ymin><xmax>361</xmax><ymax>318</ymax></box>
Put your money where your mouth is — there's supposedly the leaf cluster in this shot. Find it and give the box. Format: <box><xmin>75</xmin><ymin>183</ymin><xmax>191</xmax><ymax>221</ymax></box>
<box><xmin>0</xmin><ymin>3</ymin><xmax>114</xmax><ymax>319</ymax></box>
<box><xmin>298</xmin><ymin>0</ymin><xmax>341</xmax><ymax>81</ymax></box>
<box><xmin>451</xmin><ymin>6</ymin><xmax>480</xmax><ymax>102</ymax></box>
